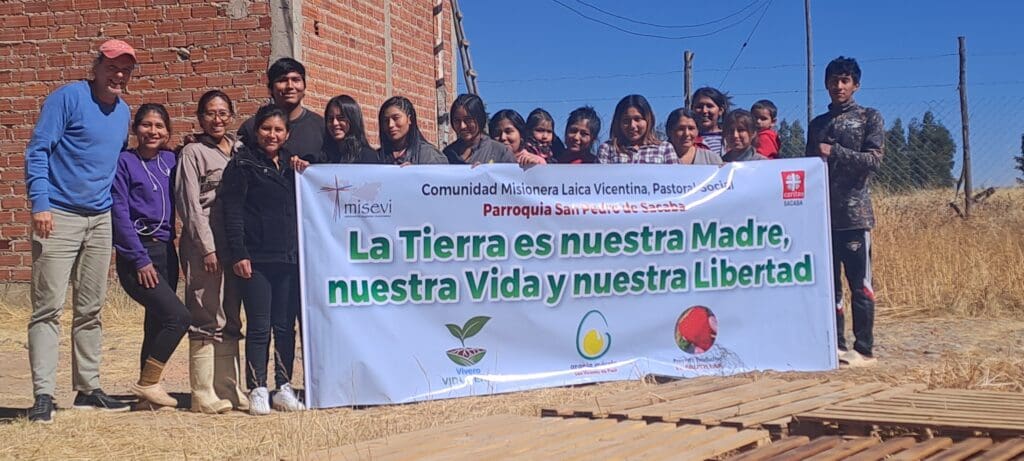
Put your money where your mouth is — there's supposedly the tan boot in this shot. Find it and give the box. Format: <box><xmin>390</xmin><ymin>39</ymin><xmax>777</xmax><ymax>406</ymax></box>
<box><xmin>131</xmin><ymin>357</ymin><xmax>178</xmax><ymax>408</ymax></box>
<box><xmin>213</xmin><ymin>340</ymin><xmax>250</xmax><ymax>411</ymax></box>
<box><xmin>189</xmin><ymin>339</ymin><xmax>233</xmax><ymax>414</ymax></box>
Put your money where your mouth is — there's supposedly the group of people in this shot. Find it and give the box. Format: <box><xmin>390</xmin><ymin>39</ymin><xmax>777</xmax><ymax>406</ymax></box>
<box><xmin>23</xmin><ymin>38</ymin><xmax>884</xmax><ymax>424</ymax></box>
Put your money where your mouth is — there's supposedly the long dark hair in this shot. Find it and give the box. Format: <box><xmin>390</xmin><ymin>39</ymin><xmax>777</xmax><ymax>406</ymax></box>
<box><xmin>324</xmin><ymin>94</ymin><xmax>370</xmax><ymax>163</ymax></box>
<box><xmin>450</xmin><ymin>93</ymin><xmax>489</xmax><ymax>138</ymax></box>
<box><xmin>378</xmin><ymin>96</ymin><xmax>426</xmax><ymax>163</ymax></box>
<box><xmin>488</xmin><ymin>109</ymin><xmax>526</xmax><ymax>151</ymax></box>
<box><xmin>610</xmin><ymin>94</ymin><xmax>659</xmax><ymax>152</ymax></box>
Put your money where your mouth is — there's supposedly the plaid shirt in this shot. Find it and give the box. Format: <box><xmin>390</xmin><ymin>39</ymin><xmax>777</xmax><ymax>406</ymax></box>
<box><xmin>597</xmin><ymin>141</ymin><xmax>677</xmax><ymax>164</ymax></box>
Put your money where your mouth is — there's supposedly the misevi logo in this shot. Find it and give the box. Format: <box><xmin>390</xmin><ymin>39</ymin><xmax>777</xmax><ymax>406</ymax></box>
<box><xmin>781</xmin><ymin>171</ymin><xmax>806</xmax><ymax>200</ymax></box>
<box><xmin>445</xmin><ymin>316</ymin><xmax>491</xmax><ymax>366</ymax></box>
<box><xmin>319</xmin><ymin>176</ymin><xmax>388</xmax><ymax>220</ymax></box>
<box><xmin>576</xmin><ymin>310</ymin><xmax>612</xmax><ymax>360</ymax></box>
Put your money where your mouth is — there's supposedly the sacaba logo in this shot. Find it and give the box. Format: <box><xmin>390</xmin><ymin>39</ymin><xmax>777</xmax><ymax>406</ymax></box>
<box><xmin>576</xmin><ymin>310</ymin><xmax>611</xmax><ymax>360</ymax></box>
<box><xmin>781</xmin><ymin>170</ymin><xmax>806</xmax><ymax>200</ymax></box>
<box><xmin>319</xmin><ymin>176</ymin><xmax>389</xmax><ymax>220</ymax></box>
<box><xmin>674</xmin><ymin>306</ymin><xmax>718</xmax><ymax>355</ymax></box>
<box><xmin>445</xmin><ymin>316</ymin><xmax>490</xmax><ymax>366</ymax></box>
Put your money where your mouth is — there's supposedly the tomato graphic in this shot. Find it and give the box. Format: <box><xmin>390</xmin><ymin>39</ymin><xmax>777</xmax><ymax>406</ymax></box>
<box><xmin>675</xmin><ymin>306</ymin><xmax>717</xmax><ymax>354</ymax></box>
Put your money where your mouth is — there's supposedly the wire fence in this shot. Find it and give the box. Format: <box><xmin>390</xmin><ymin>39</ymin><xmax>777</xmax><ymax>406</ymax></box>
<box><xmin>772</xmin><ymin>94</ymin><xmax>1024</xmax><ymax>204</ymax></box>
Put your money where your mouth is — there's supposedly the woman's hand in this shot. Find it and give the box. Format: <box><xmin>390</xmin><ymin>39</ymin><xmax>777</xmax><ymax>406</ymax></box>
<box><xmin>233</xmin><ymin>259</ymin><xmax>253</xmax><ymax>279</ymax></box>
<box><xmin>137</xmin><ymin>263</ymin><xmax>160</xmax><ymax>289</ymax></box>
<box><xmin>290</xmin><ymin>156</ymin><xmax>311</xmax><ymax>173</ymax></box>
<box><xmin>203</xmin><ymin>252</ymin><xmax>220</xmax><ymax>273</ymax></box>
<box><xmin>516</xmin><ymin>151</ymin><xmax>547</xmax><ymax>167</ymax></box>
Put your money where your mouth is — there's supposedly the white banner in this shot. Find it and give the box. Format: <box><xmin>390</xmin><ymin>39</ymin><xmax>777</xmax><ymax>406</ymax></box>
<box><xmin>297</xmin><ymin>159</ymin><xmax>837</xmax><ymax>408</ymax></box>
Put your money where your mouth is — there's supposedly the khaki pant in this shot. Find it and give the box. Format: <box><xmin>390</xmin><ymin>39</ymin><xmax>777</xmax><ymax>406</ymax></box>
<box><xmin>28</xmin><ymin>209</ymin><xmax>111</xmax><ymax>397</ymax></box>
<box><xmin>180</xmin><ymin>235</ymin><xmax>242</xmax><ymax>341</ymax></box>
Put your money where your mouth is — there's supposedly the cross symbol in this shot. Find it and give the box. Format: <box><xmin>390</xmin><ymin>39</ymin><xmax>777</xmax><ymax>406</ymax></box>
<box><xmin>785</xmin><ymin>173</ymin><xmax>802</xmax><ymax>192</ymax></box>
<box><xmin>320</xmin><ymin>176</ymin><xmax>353</xmax><ymax>220</ymax></box>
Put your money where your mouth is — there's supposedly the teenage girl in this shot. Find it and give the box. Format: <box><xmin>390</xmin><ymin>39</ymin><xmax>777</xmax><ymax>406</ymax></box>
<box><xmin>111</xmin><ymin>103</ymin><xmax>189</xmax><ymax>410</ymax></box>
<box><xmin>489</xmin><ymin>109</ymin><xmax>530</xmax><ymax>159</ymax></box>
<box><xmin>597</xmin><ymin>94</ymin><xmax>676</xmax><ymax>164</ymax></box>
<box><xmin>558</xmin><ymin>106</ymin><xmax>600</xmax><ymax>164</ymax></box>
<box><xmin>378</xmin><ymin>96</ymin><xmax>448</xmax><ymax>165</ymax></box>
<box><xmin>722</xmin><ymin>109</ymin><xmax>767</xmax><ymax>162</ymax></box>
<box><xmin>691</xmin><ymin>87</ymin><xmax>732</xmax><ymax>157</ymax></box>
<box><xmin>221</xmin><ymin>105</ymin><xmax>306</xmax><ymax>415</ymax></box>
<box><xmin>443</xmin><ymin>94</ymin><xmax>515</xmax><ymax>164</ymax></box>
<box><xmin>292</xmin><ymin>94</ymin><xmax>382</xmax><ymax>172</ymax></box>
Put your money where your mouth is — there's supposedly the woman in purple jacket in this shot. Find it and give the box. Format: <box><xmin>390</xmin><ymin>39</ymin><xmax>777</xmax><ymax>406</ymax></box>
<box><xmin>111</xmin><ymin>103</ymin><xmax>190</xmax><ymax>410</ymax></box>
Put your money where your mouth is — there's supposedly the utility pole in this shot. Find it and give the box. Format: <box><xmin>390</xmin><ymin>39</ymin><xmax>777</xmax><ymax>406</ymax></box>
<box><xmin>683</xmin><ymin>51</ymin><xmax>694</xmax><ymax>109</ymax></box>
<box><xmin>804</xmin><ymin>0</ymin><xmax>813</xmax><ymax>125</ymax></box>
<box><xmin>450</xmin><ymin>0</ymin><xmax>478</xmax><ymax>95</ymax></box>
<box><xmin>958</xmin><ymin>36</ymin><xmax>973</xmax><ymax>218</ymax></box>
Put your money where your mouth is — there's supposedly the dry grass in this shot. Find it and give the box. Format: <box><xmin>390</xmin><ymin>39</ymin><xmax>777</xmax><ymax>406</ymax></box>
<box><xmin>0</xmin><ymin>188</ymin><xmax>1020</xmax><ymax>459</ymax></box>
<box><xmin>901</xmin><ymin>351</ymin><xmax>1024</xmax><ymax>392</ymax></box>
<box><xmin>0</xmin><ymin>379</ymin><xmax>653</xmax><ymax>460</ymax></box>
<box><xmin>871</xmin><ymin>187</ymin><xmax>1024</xmax><ymax>318</ymax></box>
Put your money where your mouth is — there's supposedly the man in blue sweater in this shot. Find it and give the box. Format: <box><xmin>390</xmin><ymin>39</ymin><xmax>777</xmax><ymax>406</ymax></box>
<box><xmin>24</xmin><ymin>39</ymin><xmax>137</xmax><ymax>423</ymax></box>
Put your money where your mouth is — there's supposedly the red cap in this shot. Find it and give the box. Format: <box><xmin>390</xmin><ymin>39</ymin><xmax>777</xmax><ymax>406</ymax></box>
<box><xmin>99</xmin><ymin>39</ymin><xmax>136</xmax><ymax>61</ymax></box>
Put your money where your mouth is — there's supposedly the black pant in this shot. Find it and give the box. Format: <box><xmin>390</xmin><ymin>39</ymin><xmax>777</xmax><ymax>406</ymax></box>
<box><xmin>116</xmin><ymin>240</ymin><xmax>191</xmax><ymax>370</ymax></box>
<box><xmin>241</xmin><ymin>262</ymin><xmax>300</xmax><ymax>389</ymax></box>
<box><xmin>832</xmin><ymin>229</ymin><xmax>875</xmax><ymax>356</ymax></box>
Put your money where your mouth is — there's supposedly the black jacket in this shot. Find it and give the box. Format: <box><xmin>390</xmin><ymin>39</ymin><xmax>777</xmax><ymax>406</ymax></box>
<box><xmin>220</xmin><ymin>145</ymin><xmax>298</xmax><ymax>265</ymax></box>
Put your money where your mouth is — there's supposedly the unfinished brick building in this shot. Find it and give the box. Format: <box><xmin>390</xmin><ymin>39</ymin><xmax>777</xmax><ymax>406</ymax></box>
<box><xmin>0</xmin><ymin>0</ymin><xmax>456</xmax><ymax>282</ymax></box>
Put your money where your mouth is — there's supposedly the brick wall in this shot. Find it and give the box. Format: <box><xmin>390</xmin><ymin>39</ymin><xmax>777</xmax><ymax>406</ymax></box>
<box><xmin>0</xmin><ymin>1</ymin><xmax>455</xmax><ymax>282</ymax></box>
<box><xmin>0</xmin><ymin>0</ymin><xmax>274</xmax><ymax>282</ymax></box>
<box><xmin>300</xmin><ymin>0</ymin><xmax>454</xmax><ymax>145</ymax></box>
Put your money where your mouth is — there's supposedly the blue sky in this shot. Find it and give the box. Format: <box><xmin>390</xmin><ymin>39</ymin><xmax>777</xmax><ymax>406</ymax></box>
<box><xmin>458</xmin><ymin>0</ymin><xmax>1024</xmax><ymax>186</ymax></box>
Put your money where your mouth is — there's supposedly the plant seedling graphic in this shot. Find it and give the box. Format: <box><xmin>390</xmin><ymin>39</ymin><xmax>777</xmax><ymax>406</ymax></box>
<box><xmin>445</xmin><ymin>316</ymin><xmax>491</xmax><ymax>366</ymax></box>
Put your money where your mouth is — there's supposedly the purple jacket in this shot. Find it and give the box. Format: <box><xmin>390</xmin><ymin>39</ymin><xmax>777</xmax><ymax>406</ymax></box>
<box><xmin>111</xmin><ymin>149</ymin><xmax>176</xmax><ymax>269</ymax></box>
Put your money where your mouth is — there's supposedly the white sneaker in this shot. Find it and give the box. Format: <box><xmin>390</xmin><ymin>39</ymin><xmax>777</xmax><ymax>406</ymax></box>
<box><xmin>842</xmin><ymin>350</ymin><xmax>877</xmax><ymax>368</ymax></box>
<box><xmin>272</xmin><ymin>383</ymin><xmax>306</xmax><ymax>411</ymax></box>
<box><xmin>249</xmin><ymin>387</ymin><xmax>271</xmax><ymax>416</ymax></box>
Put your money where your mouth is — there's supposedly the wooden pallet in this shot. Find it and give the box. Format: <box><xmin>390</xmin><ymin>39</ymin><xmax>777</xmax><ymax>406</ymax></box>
<box><xmin>796</xmin><ymin>389</ymin><xmax>1024</xmax><ymax>438</ymax></box>
<box><xmin>725</xmin><ymin>436</ymin><xmax>1024</xmax><ymax>461</ymax></box>
<box><xmin>541</xmin><ymin>377</ymin><xmax>924</xmax><ymax>433</ymax></box>
<box><xmin>306</xmin><ymin>415</ymin><xmax>770</xmax><ymax>461</ymax></box>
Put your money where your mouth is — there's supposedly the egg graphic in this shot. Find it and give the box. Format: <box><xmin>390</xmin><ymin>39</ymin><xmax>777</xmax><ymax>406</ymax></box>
<box><xmin>576</xmin><ymin>310</ymin><xmax>611</xmax><ymax>360</ymax></box>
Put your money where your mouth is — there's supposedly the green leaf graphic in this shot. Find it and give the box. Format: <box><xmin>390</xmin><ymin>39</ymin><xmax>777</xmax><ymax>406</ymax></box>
<box><xmin>447</xmin><ymin>352</ymin><xmax>476</xmax><ymax>367</ymax></box>
<box><xmin>460</xmin><ymin>316</ymin><xmax>491</xmax><ymax>340</ymax></box>
<box><xmin>445</xmin><ymin>323</ymin><xmax>464</xmax><ymax>340</ymax></box>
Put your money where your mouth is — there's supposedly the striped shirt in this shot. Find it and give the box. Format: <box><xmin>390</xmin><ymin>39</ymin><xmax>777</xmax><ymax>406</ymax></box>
<box><xmin>699</xmin><ymin>132</ymin><xmax>724</xmax><ymax>157</ymax></box>
<box><xmin>597</xmin><ymin>141</ymin><xmax>677</xmax><ymax>164</ymax></box>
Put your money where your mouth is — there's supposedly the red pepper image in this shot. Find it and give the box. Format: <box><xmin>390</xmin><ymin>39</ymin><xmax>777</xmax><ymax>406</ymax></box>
<box><xmin>675</xmin><ymin>306</ymin><xmax>717</xmax><ymax>354</ymax></box>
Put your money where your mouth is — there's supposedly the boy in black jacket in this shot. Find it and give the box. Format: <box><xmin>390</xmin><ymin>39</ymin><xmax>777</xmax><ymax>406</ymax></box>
<box><xmin>806</xmin><ymin>57</ymin><xmax>884</xmax><ymax>367</ymax></box>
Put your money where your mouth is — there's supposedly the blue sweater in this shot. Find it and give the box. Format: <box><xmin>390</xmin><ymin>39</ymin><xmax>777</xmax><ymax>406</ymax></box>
<box><xmin>25</xmin><ymin>80</ymin><xmax>129</xmax><ymax>214</ymax></box>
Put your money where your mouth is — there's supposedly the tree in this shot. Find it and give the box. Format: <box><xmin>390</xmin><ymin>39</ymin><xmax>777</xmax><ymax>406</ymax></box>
<box><xmin>1016</xmin><ymin>134</ymin><xmax>1024</xmax><ymax>183</ymax></box>
<box><xmin>906</xmin><ymin>111</ymin><xmax>956</xmax><ymax>188</ymax></box>
<box><xmin>776</xmin><ymin>119</ymin><xmax>806</xmax><ymax>159</ymax></box>
<box><xmin>875</xmin><ymin>118</ymin><xmax>910</xmax><ymax>190</ymax></box>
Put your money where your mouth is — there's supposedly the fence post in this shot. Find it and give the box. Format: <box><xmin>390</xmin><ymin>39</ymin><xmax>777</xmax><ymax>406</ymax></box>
<box><xmin>684</xmin><ymin>51</ymin><xmax>693</xmax><ymax>109</ymax></box>
<box><xmin>958</xmin><ymin>36</ymin><xmax>972</xmax><ymax>218</ymax></box>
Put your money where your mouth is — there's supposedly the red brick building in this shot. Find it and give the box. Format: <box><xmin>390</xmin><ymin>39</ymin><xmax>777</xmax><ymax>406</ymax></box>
<box><xmin>0</xmin><ymin>0</ymin><xmax>456</xmax><ymax>282</ymax></box>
